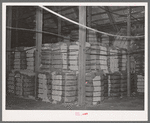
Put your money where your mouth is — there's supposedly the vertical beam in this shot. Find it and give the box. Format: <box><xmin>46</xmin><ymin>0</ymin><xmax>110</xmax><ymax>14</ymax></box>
<box><xmin>58</xmin><ymin>7</ymin><xmax>61</xmax><ymax>42</ymax></box>
<box><xmin>15</xmin><ymin>7</ymin><xmax>19</xmax><ymax>46</ymax></box>
<box><xmin>127</xmin><ymin>6</ymin><xmax>131</xmax><ymax>96</ymax></box>
<box><xmin>35</xmin><ymin>7</ymin><xmax>43</xmax><ymax>98</ymax></box>
<box><xmin>6</xmin><ymin>6</ymin><xmax>12</xmax><ymax>71</ymax></box>
<box><xmin>87</xmin><ymin>6</ymin><xmax>92</xmax><ymax>43</ymax></box>
<box><xmin>78</xmin><ymin>6</ymin><xmax>86</xmax><ymax>106</ymax></box>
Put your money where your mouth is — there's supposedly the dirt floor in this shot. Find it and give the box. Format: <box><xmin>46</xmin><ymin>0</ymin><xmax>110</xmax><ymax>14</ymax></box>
<box><xmin>6</xmin><ymin>94</ymin><xmax>144</xmax><ymax>110</ymax></box>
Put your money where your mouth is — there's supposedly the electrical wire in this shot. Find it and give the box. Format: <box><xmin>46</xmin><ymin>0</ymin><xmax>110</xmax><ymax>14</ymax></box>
<box><xmin>39</xmin><ymin>5</ymin><xmax>144</xmax><ymax>39</ymax></box>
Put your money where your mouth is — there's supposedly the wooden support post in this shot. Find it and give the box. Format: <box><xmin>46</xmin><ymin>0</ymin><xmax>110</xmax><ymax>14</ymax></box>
<box><xmin>35</xmin><ymin>7</ymin><xmax>43</xmax><ymax>99</ymax></box>
<box><xmin>6</xmin><ymin>6</ymin><xmax>12</xmax><ymax>72</ymax></box>
<box><xmin>127</xmin><ymin>6</ymin><xmax>131</xmax><ymax>97</ymax></box>
<box><xmin>78</xmin><ymin>6</ymin><xmax>86</xmax><ymax>106</ymax></box>
<box><xmin>15</xmin><ymin>7</ymin><xmax>19</xmax><ymax>47</ymax></box>
<box><xmin>58</xmin><ymin>7</ymin><xmax>61</xmax><ymax>42</ymax></box>
<box><xmin>87</xmin><ymin>6</ymin><xmax>92</xmax><ymax>43</ymax></box>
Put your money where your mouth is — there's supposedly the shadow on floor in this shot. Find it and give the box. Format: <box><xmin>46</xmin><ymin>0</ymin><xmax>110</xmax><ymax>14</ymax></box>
<box><xmin>6</xmin><ymin>94</ymin><xmax>144</xmax><ymax>110</ymax></box>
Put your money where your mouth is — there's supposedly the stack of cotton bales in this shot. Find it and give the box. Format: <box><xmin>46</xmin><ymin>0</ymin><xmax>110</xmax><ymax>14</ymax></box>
<box><xmin>119</xmin><ymin>50</ymin><xmax>127</xmax><ymax>72</ymax></box>
<box><xmin>107</xmin><ymin>72</ymin><xmax>121</xmax><ymax>97</ymax></box>
<box><xmin>25</xmin><ymin>47</ymin><xmax>35</xmax><ymax>71</ymax></box>
<box><xmin>136</xmin><ymin>74</ymin><xmax>144</xmax><ymax>93</ymax></box>
<box><xmin>68</xmin><ymin>42</ymin><xmax>79</xmax><ymax>71</ymax></box>
<box><xmin>101</xmin><ymin>35</ymin><xmax>110</xmax><ymax>46</ymax></box>
<box><xmin>120</xmin><ymin>72</ymin><xmax>127</xmax><ymax>97</ymax></box>
<box><xmin>109</xmin><ymin>48</ymin><xmax>119</xmax><ymax>73</ymax></box>
<box><xmin>15</xmin><ymin>71</ymin><xmax>22</xmax><ymax>96</ymax></box>
<box><xmin>51</xmin><ymin>71</ymin><xmax>77</xmax><ymax>104</ymax></box>
<box><xmin>51</xmin><ymin>42</ymin><xmax>68</xmax><ymax>72</ymax></box>
<box><xmin>13</xmin><ymin>49</ymin><xmax>26</xmax><ymax>70</ymax></box>
<box><xmin>38</xmin><ymin>72</ymin><xmax>51</xmax><ymax>102</ymax></box>
<box><xmin>90</xmin><ymin>42</ymin><xmax>100</xmax><ymax>72</ymax></box>
<box><xmin>135</xmin><ymin>57</ymin><xmax>144</xmax><ymax>76</ymax></box>
<box><xmin>85</xmin><ymin>71</ymin><xmax>105</xmax><ymax>105</ymax></box>
<box><xmin>7</xmin><ymin>70</ymin><xmax>16</xmax><ymax>94</ymax></box>
<box><xmin>87</xmin><ymin>30</ymin><xmax>98</xmax><ymax>44</ymax></box>
<box><xmin>99</xmin><ymin>45</ymin><xmax>109</xmax><ymax>74</ymax></box>
<box><xmin>40</xmin><ymin>44</ymin><xmax>52</xmax><ymax>73</ymax></box>
<box><xmin>87</xmin><ymin>30</ymin><xmax>99</xmax><ymax>72</ymax></box>
<box><xmin>20</xmin><ymin>70</ymin><xmax>35</xmax><ymax>97</ymax></box>
<box><xmin>68</xmin><ymin>42</ymin><xmax>91</xmax><ymax>72</ymax></box>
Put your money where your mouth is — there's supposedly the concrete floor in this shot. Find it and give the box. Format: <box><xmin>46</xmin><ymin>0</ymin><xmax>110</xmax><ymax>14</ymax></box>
<box><xmin>6</xmin><ymin>94</ymin><xmax>144</xmax><ymax>110</ymax></box>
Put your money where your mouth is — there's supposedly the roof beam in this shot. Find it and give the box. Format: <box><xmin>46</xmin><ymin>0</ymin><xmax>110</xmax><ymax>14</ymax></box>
<box><xmin>104</xmin><ymin>6</ymin><xmax>119</xmax><ymax>32</ymax></box>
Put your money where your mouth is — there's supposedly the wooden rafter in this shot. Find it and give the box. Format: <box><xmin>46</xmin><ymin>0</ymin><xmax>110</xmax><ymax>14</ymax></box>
<box><xmin>104</xmin><ymin>6</ymin><xmax>119</xmax><ymax>32</ymax></box>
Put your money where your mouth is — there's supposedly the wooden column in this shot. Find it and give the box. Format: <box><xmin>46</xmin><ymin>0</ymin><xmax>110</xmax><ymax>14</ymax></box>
<box><xmin>87</xmin><ymin>6</ymin><xmax>91</xmax><ymax>43</ymax></box>
<box><xmin>15</xmin><ymin>7</ymin><xmax>19</xmax><ymax>46</ymax></box>
<box><xmin>78</xmin><ymin>6</ymin><xmax>86</xmax><ymax>106</ymax></box>
<box><xmin>35</xmin><ymin>7</ymin><xmax>43</xmax><ymax>98</ymax></box>
<box><xmin>127</xmin><ymin>6</ymin><xmax>131</xmax><ymax>96</ymax></box>
<box><xmin>58</xmin><ymin>7</ymin><xmax>61</xmax><ymax>42</ymax></box>
<box><xmin>6</xmin><ymin>6</ymin><xmax>12</xmax><ymax>71</ymax></box>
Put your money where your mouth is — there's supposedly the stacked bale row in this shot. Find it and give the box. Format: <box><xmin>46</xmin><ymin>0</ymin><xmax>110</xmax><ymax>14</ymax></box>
<box><xmin>25</xmin><ymin>47</ymin><xmax>35</xmax><ymax>71</ymax></box>
<box><xmin>51</xmin><ymin>42</ymin><xmax>68</xmax><ymax>72</ymax></box>
<box><xmin>15</xmin><ymin>72</ymin><xmax>22</xmax><ymax>96</ymax></box>
<box><xmin>119</xmin><ymin>50</ymin><xmax>127</xmax><ymax>72</ymax></box>
<box><xmin>68</xmin><ymin>42</ymin><xmax>91</xmax><ymax>72</ymax></box>
<box><xmin>120</xmin><ymin>72</ymin><xmax>127</xmax><ymax>97</ymax></box>
<box><xmin>134</xmin><ymin>52</ymin><xmax>144</xmax><ymax>93</ymax></box>
<box><xmin>99</xmin><ymin>45</ymin><xmax>109</xmax><ymax>74</ymax></box>
<box><xmin>135</xmin><ymin>57</ymin><xmax>144</xmax><ymax>76</ymax></box>
<box><xmin>40</xmin><ymin>44</ymin><xmax>52</xmax><ymax>73</ymax></box>
<box><xmin>90</xmin><ymin>42</ymin><xmax>101</xmax><ymax>71</ymax></box>
<box><xmin>87</xmin><ymin>30</ymin><xmax>98</xmax><ymax>44</ymax></box>
<box><xmin>109</xmin><ymin>48</ymin><xmax>119</xmax><ymax>73</ymax></box>
<box><xmin>38</xmin><ymin>44</ymin><xmax>53</xmax><ymax>102</ymax></box>
<box><xmin>7</xmin><ymin>70</ymin><xmax>16</xmax><ymax>94</ymax></box>
<box><xmin>85</xmin><ymin>71</ymin><xmax>105</xmax><ymax>105</ymax></box>
<box><xmin>51</xmin><ymin>71</ymin><xmax>77</xmax><ymax>104</ymax></box>
<box><xmin>20</xmin><ymin>70</ymin><xmax>35</xmax><ymax>98</ymax></box>
<box><xmin>7</xmin><ymin>69</ymin><xmax>35</xmax><ymax>98</ymax></box>
<box><xmin>38</xmin><ymin>73</ymin><xmax>51</xmax><ymax>102</ymax></box>
<box><xmin>13</xmin><ymin>49</ymin><xmax>26</xmax><ymax>70</ymax></box>
<box><xmin>107</xmin><ymin>72</ymin><xmax>121</xmax><ymax>97</ymax></box>
<box><xmin>101</xmin><ymin>35</ymin><xmax>110</xmax><ymax>46</ymax></box>
<box><xmin>135</xmin><ymin>74</ymin><xmax>144</xmax><ymax>93</ymax></box>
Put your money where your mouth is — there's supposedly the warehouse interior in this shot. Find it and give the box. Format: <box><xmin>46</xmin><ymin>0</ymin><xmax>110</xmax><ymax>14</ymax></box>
<box><xmin>6</xmin><ymin>6</ymin><xmax>145</xmax><ymax>110</ymax></box>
